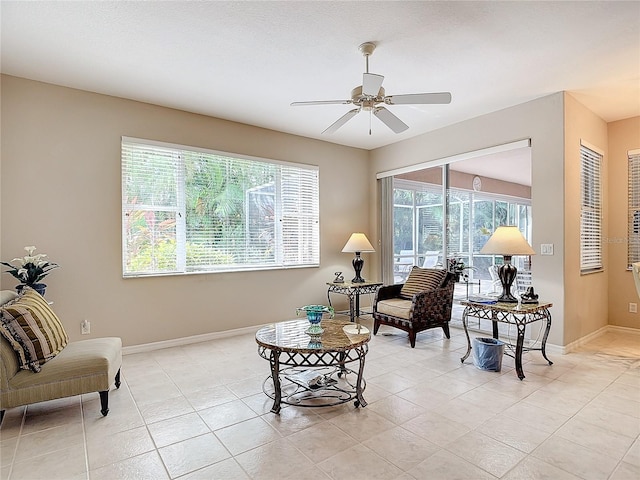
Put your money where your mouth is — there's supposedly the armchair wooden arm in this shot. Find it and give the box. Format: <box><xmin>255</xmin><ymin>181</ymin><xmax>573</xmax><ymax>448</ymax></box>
<box><xmin>374</xmin><ymin>284</ymin><xmax>403</xmax><ymax>303</ymax></box>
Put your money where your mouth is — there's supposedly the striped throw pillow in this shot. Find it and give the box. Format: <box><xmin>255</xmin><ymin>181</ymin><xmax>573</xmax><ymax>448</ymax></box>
<box><xmin>399</xmin><ymin>267</ymin><xmax>447</xmax><ymax>300</ymax></box>
<box><xmin>0</xmin><ymin>288</ymin><xmax>68</xmax><ymax>372</ymax></box>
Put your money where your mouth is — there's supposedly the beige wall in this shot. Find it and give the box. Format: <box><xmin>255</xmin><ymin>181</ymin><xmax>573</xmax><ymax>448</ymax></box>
<box><xmin>369</xmin><ymin>93</ymin><xmax>567</xmax><ymax>346</ymax></box>
<box><xmin>2</xmin><ymin>74</ymin><xmax>635</xmax><ymax>349</ymax></box>
<box><xmin>1</xmin><ymin>75</ymin><xmax>370</xmax><ymax>346</ymax></box>
<box><xmin>608</xmin><ymin>116</ymin><xmax>640</xmax><ymax>328</ymax></box>
<box><xmin>563</xmin><ymin>93</ymin><xmax>610</xmax><ymax>344</ymax></box>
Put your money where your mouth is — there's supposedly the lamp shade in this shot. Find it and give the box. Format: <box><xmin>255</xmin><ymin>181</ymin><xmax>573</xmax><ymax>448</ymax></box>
<box><xmin>342</xmin><ymin>233</ymin><xmax>375</xmax><ymax>253</ymax></box>
<box><xmin>480</xmin><ymin>226</ymin><xmax>535</xmax><ymax>256</ymax></box>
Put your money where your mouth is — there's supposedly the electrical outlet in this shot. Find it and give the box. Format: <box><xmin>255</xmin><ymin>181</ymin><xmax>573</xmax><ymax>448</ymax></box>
<box><xmin>81</xmin><ymin>320</ymin><xmax>90</xmax><ymax>335</ymax></box>
<box><xmin>630</xmin><ymin>303</ymin><xmax>637</xmax><ymax>313</ymax></box>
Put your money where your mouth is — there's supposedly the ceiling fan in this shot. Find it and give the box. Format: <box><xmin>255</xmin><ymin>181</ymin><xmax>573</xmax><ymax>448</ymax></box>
<box><xmin>291</xmin><ymin>42</ymin><xmax>452</xmax><ymax>135</ymax></box>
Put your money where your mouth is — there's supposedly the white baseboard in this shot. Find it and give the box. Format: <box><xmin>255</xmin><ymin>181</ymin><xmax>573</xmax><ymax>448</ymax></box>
<box><xmin>561</xmin><ymin>324</ymin><xmax>640</xmax><ymax>354</ymax></box>
<box><xmin>558</xmin><ymin>327</ymin><xmax>607</xmax><ymax>355</ymax></box>
<box><xmin>122</xmin><ymin>324</ymin><xmax>264</xmax><ymax>355</ymax></box>
<box><xmin>542</xmin><ymin>342</ymin><xmax>565</xmax><ymax>356</ymax></box>
<box><xmin>123</xmin><ymin>322</ymin><xmax>639</xmax><ymax>356</ymax></box>
<box><xmin>451</xmin><ymin>322</ymin><xmax>640</xmax><ymax>356</ymax></box>
<box><xmin>607</xmin><ymin>324</ymin><xmax>640</xmax><ymax>335</ymax></box>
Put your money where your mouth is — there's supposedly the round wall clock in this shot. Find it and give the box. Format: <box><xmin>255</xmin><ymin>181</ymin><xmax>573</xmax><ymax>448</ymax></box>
<box><xmin>473</xmin><ymin>176</ymin><xmax>482</xmax><ymax>191</ymax></box>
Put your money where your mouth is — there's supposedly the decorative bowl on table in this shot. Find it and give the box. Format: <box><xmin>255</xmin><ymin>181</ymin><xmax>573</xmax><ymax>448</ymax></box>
<box><xmin>296</xmin><ymin>304</ymin><xmax>334</xmax><ymax>336</ymax></box>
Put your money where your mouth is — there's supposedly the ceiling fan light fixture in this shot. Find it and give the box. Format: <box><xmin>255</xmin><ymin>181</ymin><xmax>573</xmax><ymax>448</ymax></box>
<box><xmin>350</xmin><ymin>85</ymin><xmax>385</xmax><ymax>102</ymax></box>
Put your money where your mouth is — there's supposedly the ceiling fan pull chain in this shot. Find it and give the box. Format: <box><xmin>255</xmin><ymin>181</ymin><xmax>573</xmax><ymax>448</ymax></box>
<box><xmin>369</xmin><ymin>110</ymin><xmax>372</xmax><ymax>135</ymax></box>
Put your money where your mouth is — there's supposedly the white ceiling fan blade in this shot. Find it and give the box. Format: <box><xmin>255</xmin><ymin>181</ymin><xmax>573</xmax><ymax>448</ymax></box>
<box><xmin>322</xmin><ymin>108</ymin><xmax>360</xmax><ymax>134</ymax></box>
<box><xmin>373</xmin><ymin>107</ymin><xmax>409</xmax><ymax>133</ymax></box>
<box><xmin>386</xmin><ymin>92</ymin><xmax>452</xmax><ymax>105</ymax></box>
<box><xmin>362</xmin><ymin>73</ymin><xmax>384</xmax><ymax>96</ymax></box>
<box><xmin>291</xmin><ymin>99</ymin><xmax>352</xmax><ymax>106</ymax></box>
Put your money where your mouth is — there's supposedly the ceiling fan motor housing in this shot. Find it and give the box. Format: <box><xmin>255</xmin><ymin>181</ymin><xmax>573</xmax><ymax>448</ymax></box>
<box><xmin>351</xmin><ymin>85</ymin><xmax>385</xmax><ymax>111</ymax></box>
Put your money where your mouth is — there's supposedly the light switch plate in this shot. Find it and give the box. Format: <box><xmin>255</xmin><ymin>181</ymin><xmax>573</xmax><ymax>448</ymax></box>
<box><xmin>541</xmin><ymin>244</ymin><xmax>554</xmax><ymax>255</ymax></box>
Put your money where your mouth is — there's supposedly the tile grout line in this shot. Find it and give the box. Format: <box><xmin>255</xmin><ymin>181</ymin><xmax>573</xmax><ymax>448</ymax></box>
<box><xmin>5</xmin><ymin>406</ymin><xmax>26</xmax><ymax>480</ymax></box>
<box><xmin>79</xmin><ymin>395</ymin><xmax>89</xmax><ymax>480</ymax></box>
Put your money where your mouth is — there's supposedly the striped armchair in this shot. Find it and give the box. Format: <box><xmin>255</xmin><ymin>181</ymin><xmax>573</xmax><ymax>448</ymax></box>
<box><xmin>373</xmin><ymin>267</ymin><xmax>455</xmax><ymax>348</ymax></box>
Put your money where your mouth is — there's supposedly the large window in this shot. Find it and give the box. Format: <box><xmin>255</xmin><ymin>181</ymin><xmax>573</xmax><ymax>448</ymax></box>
<box><xmin>121</xmin><ymin>138</ymin><xmax>319</xmax><ymax>277</ymax></box>
<box><xmin>580</xmin><ymin>142</ymin><xmax>603</xmax><ymax>274</ymax></box>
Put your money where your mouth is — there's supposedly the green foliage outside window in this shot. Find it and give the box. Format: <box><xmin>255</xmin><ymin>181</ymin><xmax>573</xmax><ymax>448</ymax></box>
<box><xmin>393</xmin><ymin>178</ymin><xmax>530</xmax><ymax>282</ymax></box>
<box><xmin>122</xmin><ymin>139</ymin><xmax>319</xmax><ymax>276</ymax></box>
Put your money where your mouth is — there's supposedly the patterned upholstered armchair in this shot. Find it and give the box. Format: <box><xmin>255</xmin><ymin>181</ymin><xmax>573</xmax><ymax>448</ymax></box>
<box><xmin>373</xmin><ymin>267</ymin><xmax>455</xmax><ymax>348</ymax></box>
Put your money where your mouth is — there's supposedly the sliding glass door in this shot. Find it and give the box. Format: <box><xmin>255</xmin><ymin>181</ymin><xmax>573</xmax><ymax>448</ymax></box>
<box><xmin>388</xmin><ymin>169</ymin><xmax>531</xmax><ymax>289</ymax></box>
<box><xmin>392</xmin><ymin>167</ymin><xmax>445</xmax><ymax>283</ymax></box>
<box><xmin>446</xmin><ymin>188</ymin><xmax>531</xmax><ymax>288</ymax></box>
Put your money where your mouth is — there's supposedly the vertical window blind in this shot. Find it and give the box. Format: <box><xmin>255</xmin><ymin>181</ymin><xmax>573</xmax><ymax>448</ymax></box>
<box><xmin>580</xmin><ymin>142</ymin><xmax>603</xmax><ymax>273</ymax></box>
<box><xmin>121</xmin><ymin>137</ymin><xmax>319</xmax><ymax>277</ymax></box>
<box><xmin>380</xmin><ymin>176</ymin><xmax>394</xmax><ymax>284</ymax></box>
<box><xmin>628</xmin><ymin>150</ymin><xmax>640</xmax><ymax>269</ymax></box>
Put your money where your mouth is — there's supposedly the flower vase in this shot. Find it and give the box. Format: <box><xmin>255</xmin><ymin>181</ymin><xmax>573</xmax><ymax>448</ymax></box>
<box><xmin>306</xmin><ymin>309</ymin><xmax>324</xmax><ymax>335</ymax></box>
<box><xmin>296</xmin><ymin>305</ymin><xmax>334</xmax><ymax>336</ymax></box>
<box><xmin>16</xmin><ymin>283</ymin><xmax>46</xmax><ymax>296</ymax></box>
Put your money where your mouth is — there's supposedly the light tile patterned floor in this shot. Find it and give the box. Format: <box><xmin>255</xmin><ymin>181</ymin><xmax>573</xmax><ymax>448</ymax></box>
<box><xmin>1</xmin><ymin>317</ymin><xmax>639</xmax><ymax>480</ymax></box>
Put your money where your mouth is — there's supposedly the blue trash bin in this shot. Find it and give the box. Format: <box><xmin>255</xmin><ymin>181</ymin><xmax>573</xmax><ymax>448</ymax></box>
<box><xmin>473</xmin><ymin>337</ymin><xmax>505</xmax><ymax>372</ymax></box>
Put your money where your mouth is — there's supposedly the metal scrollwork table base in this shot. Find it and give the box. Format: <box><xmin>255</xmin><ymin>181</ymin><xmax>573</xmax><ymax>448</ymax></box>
<box><xmin>326</xmin><ymin>281</ymin><xmax>382</xmax><ymax>322</ymax></box>
<box><xmin>460</xmin><ymin>300</ymin><xmax>553</xmax><ymax>380</ymax></box>
<box><xmin>256</xmin><ymin>319</ymin><xmax>370</xmax><ymax>414</ymax></box>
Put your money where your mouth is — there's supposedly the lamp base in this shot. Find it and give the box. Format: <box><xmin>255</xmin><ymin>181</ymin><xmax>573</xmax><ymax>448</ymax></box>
<box><xmin>351</xmin><ymin>253</ymin><xmax>365</xmax><ymax>283</ymax></box>
<box><xmin>497</xmin><ymin>259</ymin><xmax>519</xmax><ymax>303</ymax></box>
<box><xmin>497</xmin><ymin>292</ymin><xmax>519</xmax><ymax>303</ymax></box>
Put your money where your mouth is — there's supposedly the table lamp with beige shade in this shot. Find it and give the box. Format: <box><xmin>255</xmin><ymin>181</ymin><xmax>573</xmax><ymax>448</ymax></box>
<box><xmin>341</xmin><ymin>233</ymin><xmax>375</xmax><ymax>283</ymax></box>
<box><xmin>341</xmin><ymin>232</ymin><xmax>375</xmax><ymax>335</ymax></box>
<box><xmin>480</xmin><ymin>226</ymin><xmax>535</xmax><ymax>303</ymax></box>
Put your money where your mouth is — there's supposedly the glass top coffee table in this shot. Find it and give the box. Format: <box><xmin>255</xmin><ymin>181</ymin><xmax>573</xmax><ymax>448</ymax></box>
<box><xmin>255</xmin><ymin>318</ymin><xmax>370</xmax><ymax>414</ymax></box>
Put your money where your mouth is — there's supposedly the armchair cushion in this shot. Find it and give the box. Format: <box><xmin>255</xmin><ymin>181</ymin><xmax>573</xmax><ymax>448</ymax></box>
<box><xmin>376</xmin><ymin>298</ymin><xmax>412</xmax><ymax>320</ymax></box>
<box><xmin>399</xmin><ymin>267</ymin><xmax>447</xmax><ymax>300</ymax></box>
<box><xmin>0</xmin><ymin>289</ymin><xmax>68</xmax><ymax>372</ymax></box>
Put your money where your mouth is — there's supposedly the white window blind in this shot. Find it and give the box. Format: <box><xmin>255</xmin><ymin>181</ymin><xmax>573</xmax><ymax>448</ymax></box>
<box><xmin>121</xmin><ymin>138</ymin><xmax>319</xmax><ymax>277</ymax></box>
<box><xmin>580</xmin><ymin>142</ymin><xmax>603</xmax><ymax>273</ymax></box>
<box><xmin>628</xmin><ymin>150</ymin><xmax>640</xmax><ymax>269</ymax></box>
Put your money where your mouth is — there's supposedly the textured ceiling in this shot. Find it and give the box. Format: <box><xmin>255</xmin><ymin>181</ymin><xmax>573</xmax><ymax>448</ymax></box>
<box><xmin>1</xmin><ymin>1</ymin><xmax>639</xmax><ymax>152</ymax></box>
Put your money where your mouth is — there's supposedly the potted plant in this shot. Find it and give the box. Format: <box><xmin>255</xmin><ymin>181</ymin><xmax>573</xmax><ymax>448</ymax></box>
<box><xmin>447</xmin><ymin>257</ymin><xmax>474</xmax><ymax>282</ymax></box>
<box><xmin>1</xmin><ymin>246</ymin><xmax>59</xmax><ymax>296</ymax></box>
